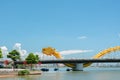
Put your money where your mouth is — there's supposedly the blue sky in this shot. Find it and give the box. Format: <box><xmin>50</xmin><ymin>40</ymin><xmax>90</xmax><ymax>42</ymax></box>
<box><xmin>0</xmin><ymin>0</ymin><xmax>120</xmax><ymax>58</ymax></box>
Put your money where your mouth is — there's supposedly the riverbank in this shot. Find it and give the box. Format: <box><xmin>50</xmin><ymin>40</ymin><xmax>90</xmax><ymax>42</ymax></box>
<box><xmin>0</xmin><ymin>75</ymin><xmax>16</xmax><ymax>78</ymax></box>
<box><xmin>0</xmin><ymin>69</ymin><xmax>41</xmax><ymax>78</ymax></box>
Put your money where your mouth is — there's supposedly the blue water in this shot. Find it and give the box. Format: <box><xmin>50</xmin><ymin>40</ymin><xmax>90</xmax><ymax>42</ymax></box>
<box><xmin>1</xmin><ymin>67</ymin><xmax>120</xmax><ymax>80</ymax></box>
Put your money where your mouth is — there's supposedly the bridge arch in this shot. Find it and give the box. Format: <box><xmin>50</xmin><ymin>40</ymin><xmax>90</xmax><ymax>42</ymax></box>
<box><xmin>84</xmin><ymin>46</ymin><xmax>120</xmax><ymax>67</ymax></box>
<box><xmin>93</xmin><ymin>46</ymin><xmax>120</xmax><ymax>59</ymax></box>
<box><xmin>42</xmin><ymin>46</ymin><xmax>120</xmax><ymax>68</ymax></box>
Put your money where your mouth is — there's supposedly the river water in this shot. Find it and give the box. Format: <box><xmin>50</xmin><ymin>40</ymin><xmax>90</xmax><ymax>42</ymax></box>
<box><xmin>1</xmin><ymin>67</ymin><xmax>120</xmax><ymax>80</ymax></box>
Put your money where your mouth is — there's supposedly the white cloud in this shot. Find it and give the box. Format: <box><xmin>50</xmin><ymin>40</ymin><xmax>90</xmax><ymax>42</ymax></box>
<box><xmin>0</xmin><ymin>43</ymin><xmax>28</xmax><ymax>60</ymax></box>
<box><xmin>60</xmin><ymin>50</ymin><xmax>93</xmax><ymax>55</ymax></box>
<box><xmin>13</xmin><ymin>43</ymin><xmax>21</xmax><ymax>50</ymax></box>
<box><xmin>13</xmin><ymin>43</ymin><xmax>27</xmax><ymax>59</ymax></box>
<box><xmin>34</xmin><ymin>52</ymin><xmax>42</xmax><ymax>58</ymax></box>
<box><xmin>0</xmin><ymin>46</ymin><xmax>8</xmax><ymax>55</ymax></box>
<box><xmin>0</xmin><ymin>46</ymin><xmax>8</xmax><ymax>60</ymax></box>
<box><xmin>77</xmin><ymin>36</ymin><xmax>87</xmax><ymax>40</ymax></box>
<box><xmin>0</xmin><ymin>46</ymin><xmax>8</xmax><ymax>52</ymax></box>
<box><xmin>19</xmin><ymin>50</ymin><xmax>27</xmax><ymax>57</ymax></box>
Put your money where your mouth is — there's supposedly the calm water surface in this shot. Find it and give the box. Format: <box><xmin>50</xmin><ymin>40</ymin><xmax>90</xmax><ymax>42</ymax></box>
<box><xmin>1</xmin><ymin>67</ymin><xmax>120</xmax><ymax>80</ymax></box>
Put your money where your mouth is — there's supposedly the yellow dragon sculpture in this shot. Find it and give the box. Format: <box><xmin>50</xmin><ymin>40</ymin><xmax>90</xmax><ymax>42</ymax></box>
<box><xmin>42</xmin><ymin>46</ymin><xmax>120</xmax><ymax>68</ymax></box>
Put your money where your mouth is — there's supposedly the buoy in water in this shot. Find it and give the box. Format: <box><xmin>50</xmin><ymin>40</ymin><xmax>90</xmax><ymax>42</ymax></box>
<box><xmin>66</xmin><ymin>68</ymin><xmax>71</xmax><ymax>71</ymax></box>
<box><xmin>54</xmin><ymin>68</ymin><xmax>59</xmax><ymax>71</ymax></box>
<box><xmin>41</xmin><ymin>68</ymin><xmax>49</xmax><ymax>71</ymax></box>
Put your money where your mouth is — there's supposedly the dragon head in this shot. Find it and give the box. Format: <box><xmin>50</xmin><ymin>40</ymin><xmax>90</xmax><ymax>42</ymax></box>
<box><xmin>42</xmin><ymin>47</ymin><xmax>62</xmax><ymax>58</ymax></box>
<box><xmin>42</xmin><ymin>47</ymin><xmax>55</xmax><ymax>56</ymax></box>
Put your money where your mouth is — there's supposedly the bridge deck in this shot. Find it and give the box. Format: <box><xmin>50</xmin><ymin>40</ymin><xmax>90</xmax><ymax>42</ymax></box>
<box><xmin>39</xmin><ymin>59</ymin><xmax>120</xmax><ymax>64</ymax></box>
<box><xmin>12</xmin><ymin>59</ymin><xmax>120</xmax><ymax>64</ymax></box>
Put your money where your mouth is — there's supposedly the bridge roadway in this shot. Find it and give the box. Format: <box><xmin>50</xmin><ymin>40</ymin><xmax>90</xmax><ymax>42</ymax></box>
<box><xmin>13</xmin><ymin>59</ymin><xmax>120</xmax><ymax>64</ymax></box>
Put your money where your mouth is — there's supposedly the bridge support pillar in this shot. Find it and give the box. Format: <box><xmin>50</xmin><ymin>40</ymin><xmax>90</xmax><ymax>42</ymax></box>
<box><xmin>72</xmin><ymin>63</ymin><xmax>83</xmax><ymax>71</ymax></box>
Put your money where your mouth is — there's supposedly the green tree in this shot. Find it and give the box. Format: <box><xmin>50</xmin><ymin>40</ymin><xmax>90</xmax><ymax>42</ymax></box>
<box><xmin>7</xmin><ymin>50</ymin><xmax>21</xmax><ymax>61</ymax></box>
<box><xmin>26</xmin><ymin>53</ymin><xmax>39</xmax><ymax>64</ymax></box>
<box><xmin>25</xmin><ymin>53</ymin><xmax>39</xmax><ymax>69</ymax></box>
<box><xmin>35</xmin><ymin>54</ymin><xmax>39</xmax><ymax>62</ymax></box>
<box><xmin>0</xmin><ymin>49</ymin><xmax>3</xmax><ymax>58</ymax></box>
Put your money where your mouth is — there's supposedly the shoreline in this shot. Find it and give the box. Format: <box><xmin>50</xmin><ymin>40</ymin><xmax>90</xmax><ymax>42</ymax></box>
<box><xmin>0</xmin><ymin>70</ymin><xmax>41</xmax><ymax>78</ymax></box>
<box><xmin>0</xmin><ymin>74</ymin><xmax>17</xmax><ymax>78</ymax></box>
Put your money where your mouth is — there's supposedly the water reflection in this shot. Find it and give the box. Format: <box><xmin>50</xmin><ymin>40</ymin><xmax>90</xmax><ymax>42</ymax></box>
<box><xmin>1</xmin><ymin>67</ymin><xmax>120</xmax><ymax>80</ymax></box>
